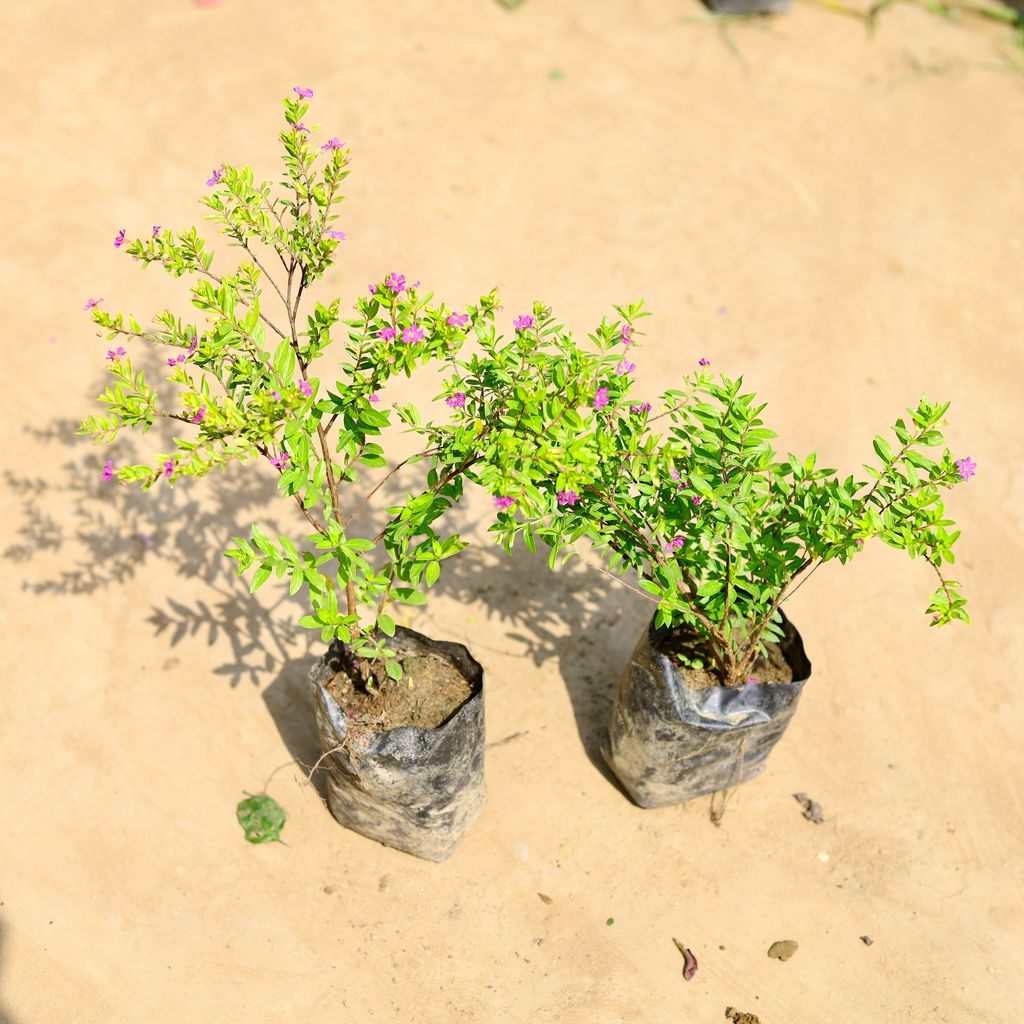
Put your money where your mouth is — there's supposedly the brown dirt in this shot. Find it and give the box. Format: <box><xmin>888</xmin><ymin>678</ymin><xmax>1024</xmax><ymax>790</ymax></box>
<box><xmin>325</xmin><ymin>652</ymin><xmax>475</xmax><ymax>731</ymax></box>
<box><xmin>655</xmin><ymin>625</ymin><xmax>795</xmax><ymax>689</ymax></box>
<box><xmin>3</xmin><ymin>3</ymin><xmax>1022</xmax><ymax>1023</ymax></box>
<box><xmin>725</xmin><ymin>1010</ymin><xmax>762</xmax><ymax>1024</ymax></box>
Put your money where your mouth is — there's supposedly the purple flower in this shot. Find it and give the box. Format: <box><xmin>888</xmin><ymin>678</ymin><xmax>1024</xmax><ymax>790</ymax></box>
<box><xmin>368</xmin><ymin>284</ymin><xmax>378</xmax><ymax>295</ymax></box>
<box><xmin>192</xmin><ymin>406</ymin><xmax>206</xmax><ymax>424</ymax></box>
<box><xmin>385</xmin><ymin>272</ymin><xmax>406</xmax><ymax>293</ymax></box>
<box><xmin>446</xmin><ymin>313</ymin><xmax>469</xmax><ymax>328</ymax></box>
<box><xmin>369</xmin><ymin>391</ymin><xmax>380</xmax><ymax>403</ymax></box>
<box><xmin>293</xmin><ymin>86</ymin><xmax>314</xmax><ymax>98</ymax></box>
<box><xmin>325</xmin><ymin>230</ymin><xmax>346</xmax><ymax>241</ymax></box>
<box><xmin>167</xmin><ymin>357</ymin><xmax>178</xmax><ymax>368</ymax></box>
<box><xmin>556</xmin><ymin>489</ymin><xmax>580</xmax><ymax>507</ymax></box>
<box><xmin>294</xmin><ymin>123</ymin><xmax>310</xmax><ymax>133</ymax></box>
<box><xmin>614</xmin><ymin>359</ymin><xmax>635</xmax><ymax>376</ymax></box>
<box><xmin>409</xmin><ymin>280</ymin><xmax>421</xmax><ymax>290</ymax></box>
<box><xmin>187</xmin><ymin>335</ymin><xmax>198</xmax><ymax>354</ymax></box>
<box><xmin>955</xmin><ymin>456</ymin><xmax>977</xmax><ymax>482</ymax></box>
<box><xmin>746</xmin><ymin>677</ymin><xmax>757</xmax><ymax>685</ymax></box>
<box><xmin>152</xmin><ymin>225</ymin><xmax>161</xmax><ymax>237</ymax></box>
<box><xmin>692</xmin><ymin>495</ymin><xmax>702</xmax><ymax>506</ymax></box>
<box><xmin>493</xmin><ymin>495</ymin><xmax>515</xmax><ymax>511</ymax></box>
<box><xmin>270</xmin><ymin>451</ymin><xmax>291</xmax><ymax>470</ymax></box>
<box><xmin>593</xmin><ymin>387</ymin><xmax>609</xmax><ymax>409</ymax></box>
<box><xmin>446</xmin><ymin>392</ymin><xmax>466</xmax><ymax>408</ymax></box>
<box><xmin>671</xmin><ymin>469</ymin><xmax>680</xmax><ymax>480</ymax></box>
<box><xmin>298</xmin><ymin>381</ymin><xmax>313</xmax><ymax>397</ymax></box>
<box><xmin>402</xmin><ymin>324</ymin><xmax>425</xmax><ymax>344</ymax></box>
<box><xmin>513</xmin><ymin>315</ymin><xmax>534</xmax><ymax>331</ymax></box>
<box><xmin>206</xmin><ymin>167</ymin><xmax>224</xmax><ymax>187</ymax></box>
<box><xmin>321</xmin><ymin>137</ymin><xmax>343</xmax><ymax>151</ymax></box>
<box><xmin>162</xmin><ymin>459</ymin><xmax>175</xmax><ymax>478</ymax></box>
<box><xmin>270</xmin><ymin>390</ymin><xmax>281</xmax><ymax>401</ymax></box>
<box><xmin>621</xmin><ymin>325</ymin><xmax>634</xmax><ymax>346</ymax></box>
<box><xmin>83</xmin><ymin>297</ymin><xmax>103</xmax><ymax>311</ymax></box>
<box><xmin>378</xmin><ymin>326</ymin><xmax>397</xmax><ymax>342</ymax></box>
<box><xmin>698</xmin><ymin>357</ymin><xmax>710</xmax><ymax>367</ymax></box>
<box><xmin>630</xmin><ymin>402</ymin><xmax>652</xmax><ymax>414</ymax></box>
<box><xmin>106</xmin><ymin>346</ymin><xmax>126</xmax><ymax>362</ymax></box>
<box><xmin>113</xmin><ymin>228</ymin><xmax>126</xmax><ymax>248</ymax></box>
<box><xmin>667</xmin><ymin>536</ymin><xmax>684</xmax><ymax>551</ymax></box>
<box><xmin>102</xmin><ymin>459</ymin><xmax>115</xmax><ymax>483</ymax></box>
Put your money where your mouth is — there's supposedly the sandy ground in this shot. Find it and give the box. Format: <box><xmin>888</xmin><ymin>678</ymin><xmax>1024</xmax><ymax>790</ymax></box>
<box><xmin>2</xmin><ymin>1</ymin><xmax>1024</xmax><ymax>1021</ymax></box>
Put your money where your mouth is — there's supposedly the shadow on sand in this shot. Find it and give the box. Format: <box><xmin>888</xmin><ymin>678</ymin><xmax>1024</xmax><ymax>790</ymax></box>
<box><xmin>7</xmin><ymin>398</ymin><xmax>654</xmax><ymax>794</ymax></box>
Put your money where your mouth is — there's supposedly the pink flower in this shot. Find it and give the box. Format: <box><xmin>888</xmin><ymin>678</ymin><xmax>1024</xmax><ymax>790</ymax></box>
<box><xmin>106</xmin><ymin>346</ymin><xmax>126</xmax><ymax>362</ymax></box>
<box><xmin>113</xmin><ymin>229</ymin><xmax>126</xmax><ymax>248</ymax></box>
<box><xmin>446</xmin><ymin>392</ymin><xmax>466</xmax><ymax>408</ymax></box>
<box><xmin>630</xmin><ymin>402</ymin><xmax>651</xmax><ymax>414</ymax></box>
<box><xmin>593</xmin><ymin>387</ymin><xmax>609</xmax><ymax>409</ymax></box>
<box><xmin>102</xmin><ymin>459</ymin><xmax>115</xmax><ymax>483</ymax></box>
<box><xmin>385</xmin><ymin>272</ymin><xmax>406</xmax><ymax>293</ymax></box>
<box><xmin>379</xmin><ymin>327</ymin><xmax>397</xmax><ymax>342</ymax></box>
<box><xmin>402</xmin><ymin>324</ymin><xmax>425</xmax><ymax>344</ymax></box>
<box><xmin>298</xmin><ymin>381</ymin><xmax>313</xmax><ymax>397</ymax></box>
<box><xmin>667</xmin><ymin>536</ymin><xmax>684</xmax><ymax>551</ymax></box>
<box><xmin>270</xmin><ymin>390</ymin><xmax>281</xmax><ymax>401</ymax></box>
<box><xmin>446</xmin><ymin>313</ymin><xmax>469</xmax><ymax>328</ymax></box>
<box><xmin>955</xmin><ymin>456</ymin><xmax>977</xmax><ymax>482</ymax></box>
<box><xmin>746</xmin><ymin>677</ymin><xmax>757</xmax><ymax>686</ymax></box>
<box><xmin>493</xmin><ymin>495</ymin><xmax>514</xmax><ymax>511</ymax></box>
<box><xmin>83</xmin><ymin>297</ymin><xmax>103</xmax><ymax>311</ymax></box>
<box><xmin>369</xmin><ymin>391</ymin><xmax>380</xmax><ymax>403</ymax></box>
<box><xmin>621</xmin><ymin>325</ymin><xmax>634</xmax><ymax>346</ymax></box>
<box><xmin>294</xmin><ymin>122</ymin><xmax>310</xmax><ymax>133</ymax></box>
<box><xmin>270</xmin><ymin>451</ymin><xmax>291</xmax><ymax>470</ymax></box>
<box><xmin>692</xmin><ymin>495</ymin><xmax>702</xmax><ymax>506</ymax></box>
<box><xmin>556</xmin><ymin>490</ymin><xmax>580</xmax><ymax>507</ymax></box>
<box><xmin>206</xmin><ymin>167</ymin><xmax>224</xmax><ymax>187</ymax></box>
<box><xmin>294</xmin><ymin>86</ymin><xmax>314</xmax><ymax>99</ymax></box>
<box><xmin>162</xmin><ymin>459</ymin><xmax>175</xmax><ymax>478</ymax></box>
<box><xmin>192</xmin><ymin>406</ymin><xmax>206</xmax><ymax>424</ymax></box>
<box><xmin>152</xmin><ymin>225</ymin><xmax>161</xmax><ymax>237</ymax></box>
<box><xmin>325</xmin><ymin>230</ymin><xmax>346</xmax><ymax>241</ymax></box>
<box><xmin>368</xmin><ymin>284</ymin><xmax>377</xmax><ymax>295</ymax></box>
<box><xmin>513</xmin><ymin>315</ymin><xmax>534</xmax><ymax>331</ymax></box>
<box><xmin>614</xmin><ymin>360</ymin><xmax>635</xmax><ymax>376</ymax></box>
<box><xmin>321</xmin><ymin>137</ymin><xmax>343</xmax><ymax>151</ymax></box>
<box><xmin>698</xmin><ymin>357</ymin><xmax>710</xmax><ymax>367</ymax></box>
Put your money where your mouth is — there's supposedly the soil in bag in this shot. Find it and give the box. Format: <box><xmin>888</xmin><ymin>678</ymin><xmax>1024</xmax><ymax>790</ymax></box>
<box><xmin>310</xmin><ymin>625</ymin><xmax>485</xmax><ymax>862</ymax></box>
<box><xmin>603</xmin><ymin>611</ymin><xmax>811</xmax><ymax>809</ymax></box>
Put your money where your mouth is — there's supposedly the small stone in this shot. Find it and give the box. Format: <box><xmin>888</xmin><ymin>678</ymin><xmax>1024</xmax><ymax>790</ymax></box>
<box><xmin>537</xmin><ymin>893</ymin><xmax>554</xmax><ymax>905</ymax></box>
<box><xmin>860</xmin><ymin>935</ymin><xmax>874</xmax><ymax>946</ymax></box>
<box><xmin>767</xmin><ymin>939</ymin><xmax>799</xmax><ymax>961</ymax></box>
<box><xmin>323</xmin><ymin>885</ymin><xmax>335</xmax><ymax>895</ymax></box>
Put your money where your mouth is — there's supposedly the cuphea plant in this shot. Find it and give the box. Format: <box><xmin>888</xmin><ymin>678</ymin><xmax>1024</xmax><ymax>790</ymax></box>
<box><xmin>424</xmin><ymin>301</ymin><xmax>973</xmax><ymax>686</ymax></box>
<box><xmin>79</xmin><ymin>89</ymin><xmax>498</xmax><ymax>683</ymax></box>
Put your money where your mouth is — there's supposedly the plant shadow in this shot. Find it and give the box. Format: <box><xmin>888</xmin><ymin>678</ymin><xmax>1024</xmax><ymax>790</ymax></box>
<box><xmin>0</xmin><ymin>918</ymin><xmax>17</xmax><ymax>1024</ymax></box>
<box><xmin>7</xmin><ymin>390</ymin><xmax>652</xmax><ymax>795</ymax></box>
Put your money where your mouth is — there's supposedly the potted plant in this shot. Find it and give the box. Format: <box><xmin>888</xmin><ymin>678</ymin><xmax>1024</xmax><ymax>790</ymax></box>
<box><xmin>78</xmin><ymin>89</ymin><xmax>501</xmax><ymax>860</ymax></box>
<box><xmin>424</xmin><ymin>301</ymin><xmax>973</xmax><ymax>807</ymax></box>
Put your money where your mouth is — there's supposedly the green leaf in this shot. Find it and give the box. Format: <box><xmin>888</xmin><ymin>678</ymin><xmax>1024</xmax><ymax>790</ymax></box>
<box><xmin>250</xmin><ymin>565</ymin><xmax>272</xmax><ymax>592</ymax></box>
<box><xmin>377</xmin><ymin>613</ymin><xmax>396</xmax><ymax>637</ymax></box>
<box><xmin>425</xmin><ymin>561</ymin><xmax>440</xmax><ymax>587</ymax></box>
<box><xmin>236</xmin><ymin>794</ymin><xmax>286</xmax><ymax>844</ymax></box>
<box><xmin>385</xmin><ymin>658</ymin><xmax>404</xmax><ymax>681</ymax></box>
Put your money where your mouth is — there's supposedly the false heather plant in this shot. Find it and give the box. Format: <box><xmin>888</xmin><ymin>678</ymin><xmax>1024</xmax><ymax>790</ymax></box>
<box><xmin>79</xmin><ymin>91</ymin><xmax>499</xmax><ymax>683</ymax></box>
<box><xmin>425</xmin><ymin>302</ymin><xmax>972</xmax><ymax>686</ymax></box>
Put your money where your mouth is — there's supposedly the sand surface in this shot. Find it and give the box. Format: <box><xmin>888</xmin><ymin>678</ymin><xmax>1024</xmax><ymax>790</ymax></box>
<box><xmin>2</xmin><ymin>1</ymin><xmax>1023</xmax><ymax>1021</ymax></box>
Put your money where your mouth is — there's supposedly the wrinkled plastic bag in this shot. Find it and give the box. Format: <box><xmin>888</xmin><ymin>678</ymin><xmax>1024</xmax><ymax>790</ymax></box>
<box><xmin>603</xmin><ymin>612</ymin><xmax>812</xmax><ymax>808</ymax></box>
<box><xmin>310</xmin><ymin>626</ymin><xmax>486</xmax><ymax>861</ymax></box>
